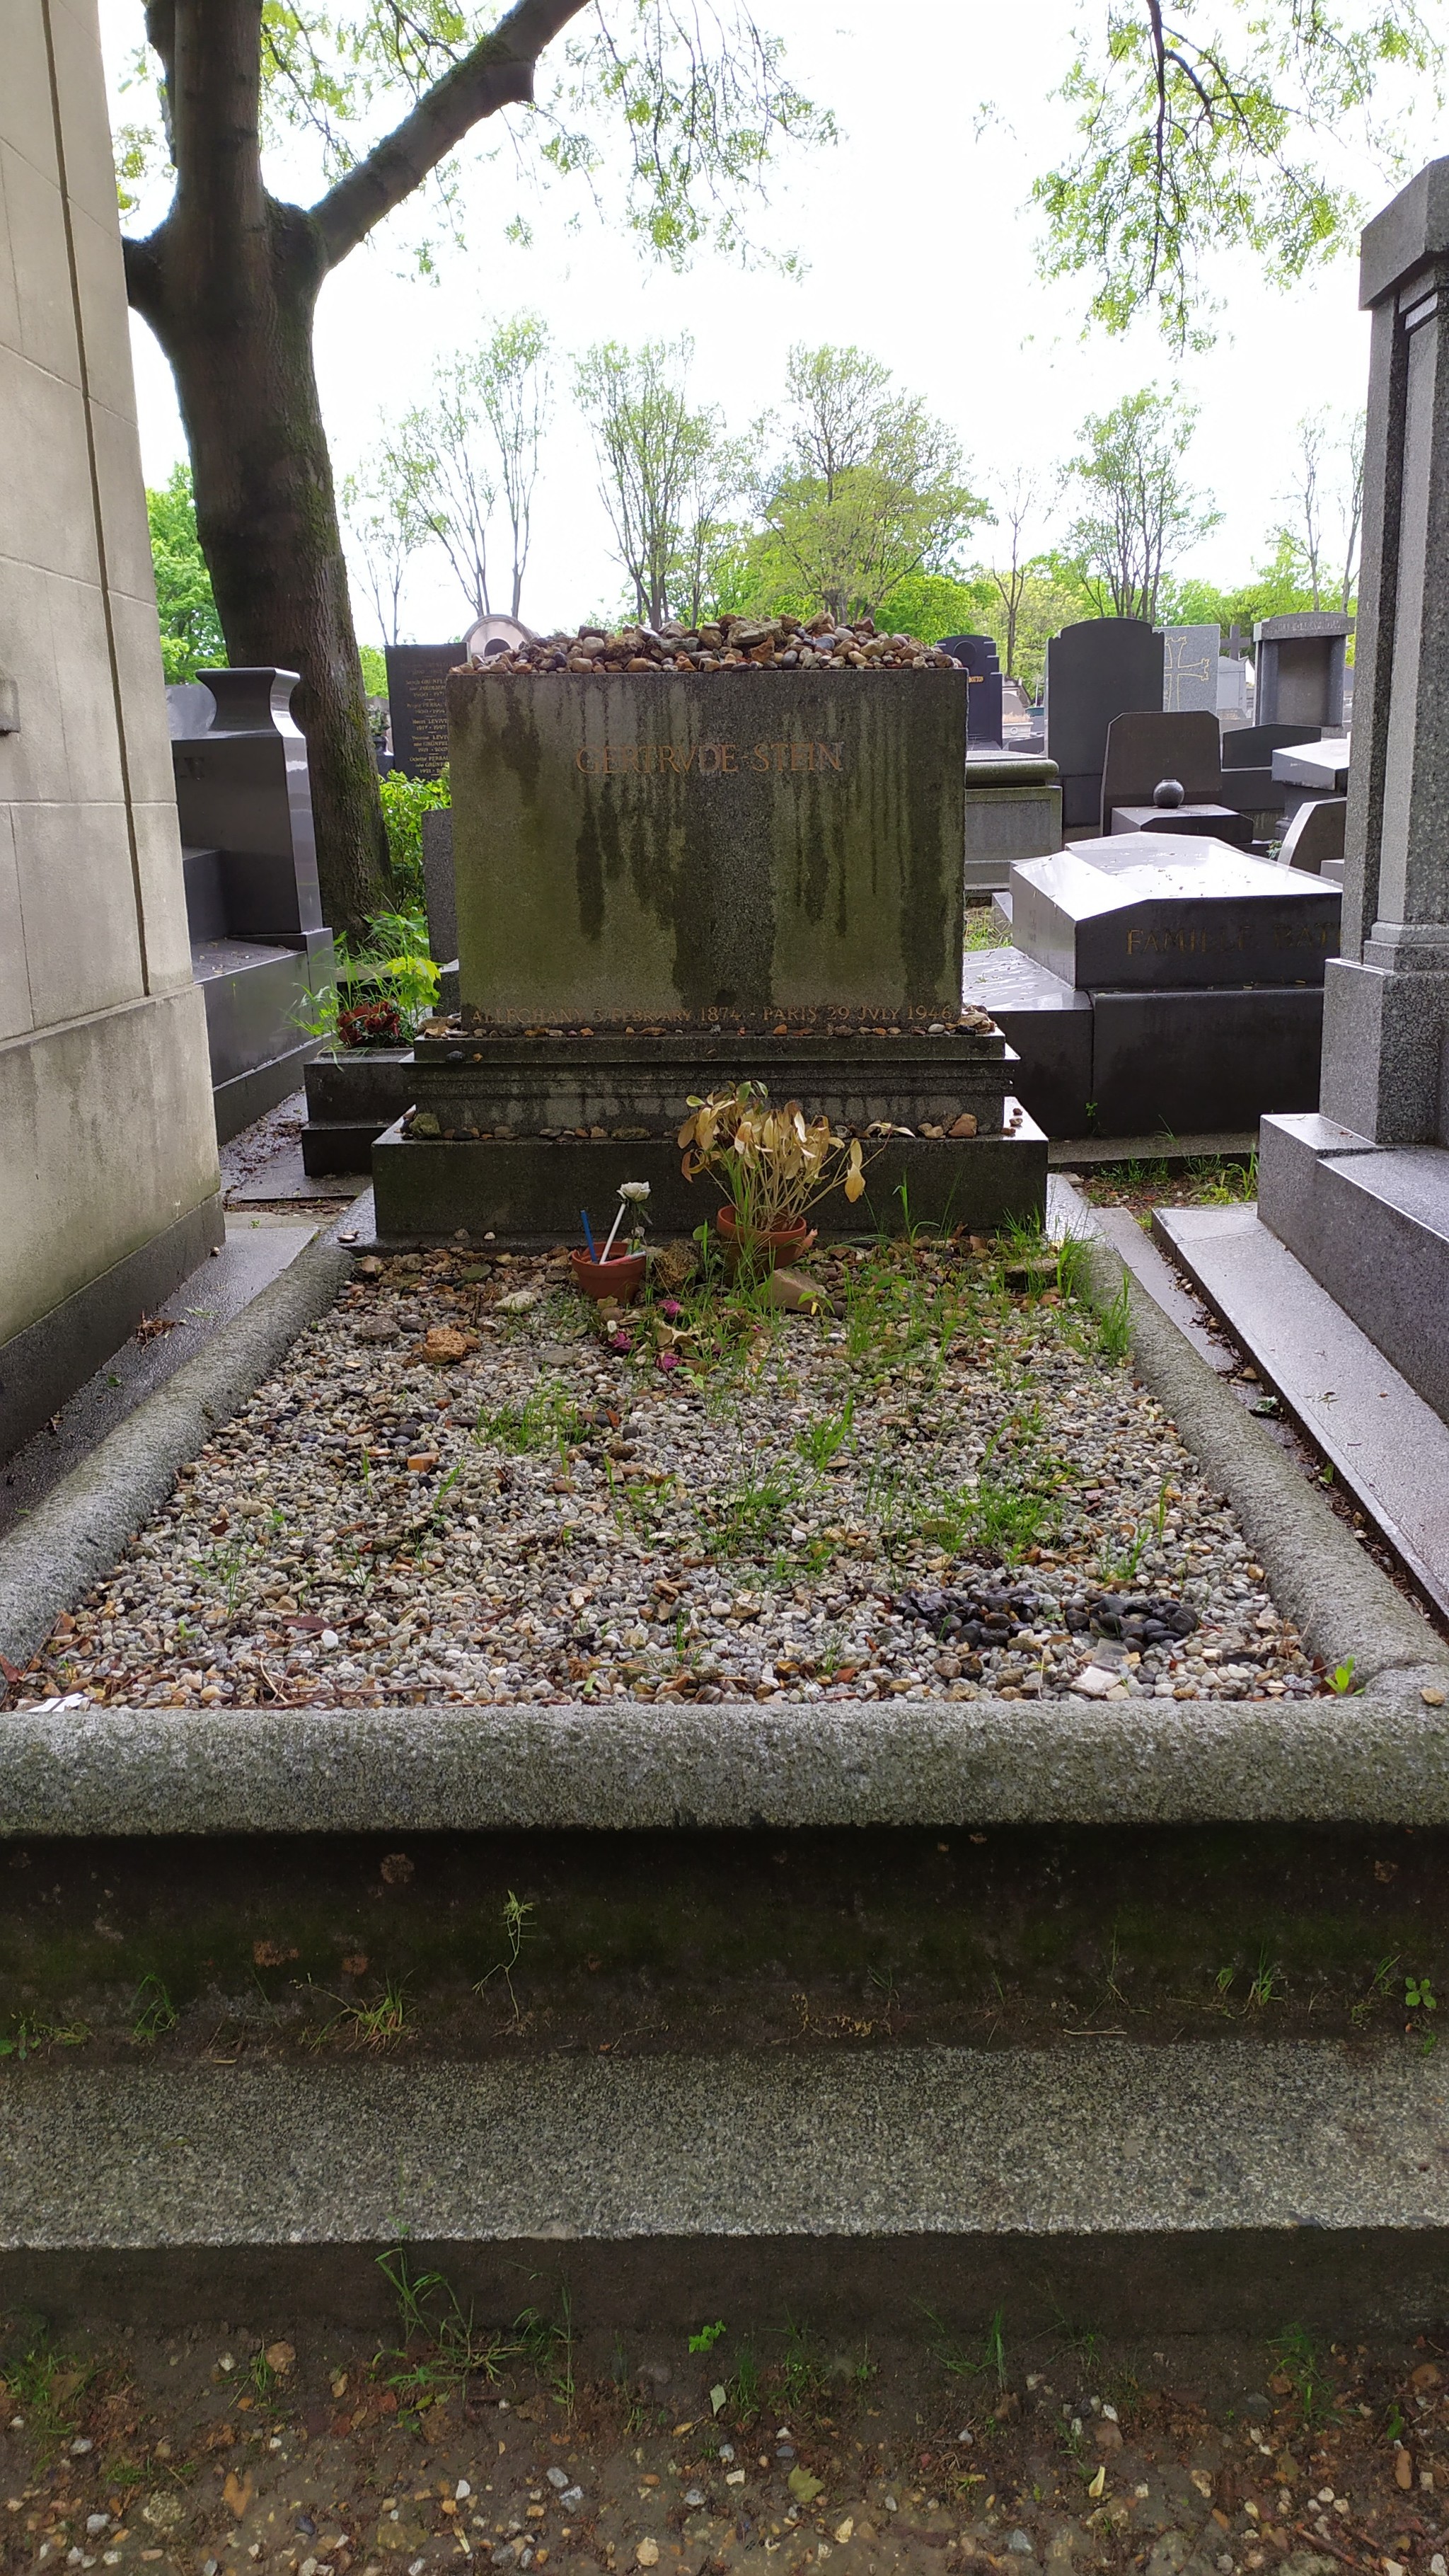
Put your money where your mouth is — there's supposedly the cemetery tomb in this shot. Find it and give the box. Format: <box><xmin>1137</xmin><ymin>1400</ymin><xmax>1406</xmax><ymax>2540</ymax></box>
<box><xmin>1161</xmin><ymin>623</ymin><xmax>1220</xmax><ymax>713</ymax></box>
<box><xmin>1253</xmin><ymin>611</ymin><xmax>1351</xmax><ymax>731</ymax></box>
<box><xmin>383</xmin><ymin>641</ymin><xmax>465</xmax><ymax>778</ymax></box>
<box><xmin>170</xmin><ymin>667</ymin><xmax>336</xmax><ymax>1141</ymax></box>
<box><xmin>1044</xmin><ymin>616</ymin><xmax>1166</xmax><ymax>828</ymax></box>
<box><xmin>370</xmin><ymin>625</ymin><xmax>1046</xmax><ymax>1240</ymax></box>
<box><xmin>939</xmin><ymin>632</ymin><xmax>1005</xmax><ymax>746</ymax></box>
<box><xmin>1254</xmin><ymin>154</ymin><xmax>1449</xmax><ymax>1427</ymax></box>
<box><xmin>963</xmin><ymin>754</ymin><xmax>1064</xmax><ymax>893</ymax></box>
<box><xmin>964</xmin><ymin>834</ymin><xmax>1341</xmax><ymax>1137</ymax></box>
<box><xmin>1099</xmin><ymin>708</ymin><xmax>1223</xmax><ymax>833</ymax></box>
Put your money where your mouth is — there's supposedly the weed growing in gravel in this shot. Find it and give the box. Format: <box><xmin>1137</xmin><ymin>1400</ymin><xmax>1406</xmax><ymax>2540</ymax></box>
<box><xmin>515</xmin><ymin>2284</ymin><xmax>577</xmax><ymax>2415</ymax></box>
<box><xmin>0</xmin><ymin>2010</ymin><xmax>88</xmax><ymax>2059</ymax></box>
<box><xmin>130</xmin><ymin>1974</ymin><xmax>178</xmax><ymax>2043</ymax></box>
<box><xmin>0</xmin><ymin>2340</ymin><xmax>90</xmax><ymax>2466</ymax></box>
<box><xmin>1187</xmin><ymin>1151</ymin><xmax>1257</xmax><ymax>1204</ymax></box>
<box><xmin>1095</xmin><ymin>1478</ymin><xmax>1172</xmax><ymax>1582</ymax></box>
<box><xmin>779</xmin><ymin>2318</ymin><xmax>831</xmax><ymax>2413</ymax></box>
<box><xmin>795</xmin><ymin>1394</ymin><xmax>856</xmax><ymax>1468</ymax></box>
<box><xmin>1096</xmin><ymin>1277</ymin><xmax>1132</xmax><ymax>1362</ymax></box>
<box><xmin>1247</xmin><ymin>1945</ymin><xmax>1280</xmax><ymax>2009</ymax></box>
<box><xmin>375</xmin><ymin>2245</ymin><xmax>509</xmax><ymax>2408</ymax></box>
<box><xmin>317</xmin><ymin>1977</ymin><xmax>409</xmax><ymax>2050</ymax></box>
<box><xmin>1271</xmin><ymin>2322</ymin><xmax>1337</xmax><ymax>2430</ymax></box>
<box><xmin>478</xmin><ymin>1381</ymin><xmax>587</xmax><ymax>1457</ymax></box>
<box><xmin>1349</xmin><ymin>1953</ymin><xmax>1400</xmax><ymax>2027</ymax></box>
<box><xmin>476</xmin><ymin>1891</ymin><xmax>535</xmax><ymax>2020</ymax></box>
<box><xmin>700</xmin><ymin>1461</ymin><xmax>803</xmax><ymax>1558</ymax></box>
<box><xmin>922</xmin><ymin>2303</ymin><xmax>1009</xmax><ymax>2391</ymax></box>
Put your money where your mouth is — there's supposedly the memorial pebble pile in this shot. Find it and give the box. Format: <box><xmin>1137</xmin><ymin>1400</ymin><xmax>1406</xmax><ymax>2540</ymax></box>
<box><xmin>16</xmin><ymin>1239</ymin><xmax>1325</xmax><ymax>1713</ymax></box>
<box><xmin>471</xmin><ymin>612</ymin><xmax>959</xmax><ymax>674</ymax></box>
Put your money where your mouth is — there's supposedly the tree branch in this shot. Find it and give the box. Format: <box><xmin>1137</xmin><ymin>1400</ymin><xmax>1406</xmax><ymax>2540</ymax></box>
<box><xmin>311</xmin><ymin>0</ymin><xmax>589</xmax><ymax>269</ymax></box>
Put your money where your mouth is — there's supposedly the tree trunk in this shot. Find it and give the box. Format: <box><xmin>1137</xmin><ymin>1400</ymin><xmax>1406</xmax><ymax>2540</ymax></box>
<box><xmin>129</xmin><ymin>209</ymin><xmax>392</xmax><ymax>939</ymax></box>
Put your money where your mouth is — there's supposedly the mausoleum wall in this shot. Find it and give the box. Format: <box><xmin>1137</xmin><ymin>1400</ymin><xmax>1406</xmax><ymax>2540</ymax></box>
<box><xmin>0</xmin><ymin>0</ymin><xmax>221</xmax><ymax>1449</ymax></box>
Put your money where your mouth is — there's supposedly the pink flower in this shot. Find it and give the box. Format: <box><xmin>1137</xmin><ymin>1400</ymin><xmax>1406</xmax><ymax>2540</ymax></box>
<box><xmin>660</xmin><ymin>1297</ymin><xmax>683</xmax><ymax>1321</ymax></box>
<box><xmin>609</xmin><ymin>1330</ymin><xmax>633</xmax><ymax>1352</ymax></box>
<box><xmin>657</xmin><ymin>1350</ymin><xmax>680</xmax><ymax>1373</ymax></box>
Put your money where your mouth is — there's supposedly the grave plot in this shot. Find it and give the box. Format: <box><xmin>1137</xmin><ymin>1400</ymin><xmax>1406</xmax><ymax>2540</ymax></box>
<box><xmin>15</xmin><ymin>1236</ymin><xmax>1326</xmax><ymax>1714</ymax></box>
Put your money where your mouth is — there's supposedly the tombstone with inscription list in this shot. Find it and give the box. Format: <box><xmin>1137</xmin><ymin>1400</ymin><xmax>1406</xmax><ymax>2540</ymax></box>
<box><xmin>384</xmin><ymin>642</ymin><xmax>464</xmax><ymax>778</ymax></box>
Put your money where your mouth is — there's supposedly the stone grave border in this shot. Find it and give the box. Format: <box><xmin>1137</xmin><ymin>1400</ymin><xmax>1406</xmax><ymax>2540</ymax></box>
<box><xmin>1</xmin><ymin>1219</ymin><xmax>1447</xmax><ymax>1836</ymax></box>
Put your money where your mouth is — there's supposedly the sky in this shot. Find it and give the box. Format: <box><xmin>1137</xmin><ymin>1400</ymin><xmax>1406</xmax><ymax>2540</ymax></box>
<box><xmin>100</xmin><ymin>0</ymin><xmax>1421</xmax><ymax>649</ymax></box>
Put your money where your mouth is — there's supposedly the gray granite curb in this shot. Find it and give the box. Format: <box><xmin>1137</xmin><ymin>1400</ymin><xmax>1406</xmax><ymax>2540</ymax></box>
<box><xmin>0</xmin><ymin>1229</ymin><xmax>353</xmax><ymax>1673</ymax></box>
<box><xmin>4</xmin><ymin>1691</ymin><xmax>1449</xmax><ymax>1832</ymax></box>
<box><xmin>1083</xmin><ymin>1235</ymin><xmax>1449</xmax><ymax>1694</ymax></box>
<box><xmin>2</xmin><ymin>2040</ymin><xmax>1445</xmax><ymax>2246</ymax></box>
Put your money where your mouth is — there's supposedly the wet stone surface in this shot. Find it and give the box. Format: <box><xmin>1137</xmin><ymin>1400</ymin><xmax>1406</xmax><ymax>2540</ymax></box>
<box><xmin>12</xmin><ymin>1237</ymin><xmax>1324</xmax><ymax>1713</ymax></box>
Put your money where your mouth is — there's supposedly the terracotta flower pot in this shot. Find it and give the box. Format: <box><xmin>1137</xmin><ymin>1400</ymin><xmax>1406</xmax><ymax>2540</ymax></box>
<box><xmin>570</xmin><ymin>1248</ymin><xmax>646</xmax><ymax>1306</ymax></box>
<box><xmin>716</xmin><ymin>1206</ymin><xmax>816</xmax><ymax>1274</ymax></box>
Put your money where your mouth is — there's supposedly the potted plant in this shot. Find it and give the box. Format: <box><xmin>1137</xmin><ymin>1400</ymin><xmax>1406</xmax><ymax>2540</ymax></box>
<box><xmin>677</xmin><ymin>1083</ymin><xmax>867</xmax><ymax>1273</ymax></box>
<box><xmin>572</xmin><ymin>1181</ymin><xmax>651</xmax><ymax>1305</ymax></box>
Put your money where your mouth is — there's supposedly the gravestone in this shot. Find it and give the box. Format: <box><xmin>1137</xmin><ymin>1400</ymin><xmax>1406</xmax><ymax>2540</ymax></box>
<box><xmin>1258</xmin><ymin>156</ymin><xmax>1449</xmax><ymax>1425</ymax></box>
<box><xmin>964</xmin><ymin>834</ymin><xmax>1339</xmax><ymax>1134</ymax></box>
<box><xmin>1278</xmin><ymin>797</ymin><xmax>1346</xmax><ymax>880</ymax></box>
<box><xmin>385</xmin><ymin>643</ymin><xmax>464</xmax><ymax>778</ymax></box>
<box><xmin>1218</xmin><ymin>655</ymin><xmax>1250</xmax><ymax>723</ymax></box>
<box><xmin>1044</xmin><ymin>618</ymin><xmax>1165</xmax><ymax>828</ymax></box>
<box><xmin>370</xmin><ymin>662</ymin><xmax>1049</xmax><ymax>1239</ymax></box>
<box><xmin>1099</xmin><ymin>709</ymin><xmax>1223</xmax><ymax>832</ymax></box>
<box><xmin>449</xmin><ymin>669</ymin><xmax>966</xmax><ymax>1026</ymax></box>
<box><xmin>1010</xmin><ymin>839</ymin><xmax>1339</xmax><ymax>991</ymax></box>
<box><xmin>1162</xmin><ymin>624</ymin><xmax>1220</xmax><ymax>713</ymax></box>
<box><xmin>168</xmin><ymin>668</ymin><xmax>335</xmax><ymax>1139</ymax></box>
<box><xmin>1253</xmin><ymin>612</ymin><xmax>1351</xmax><ymax>730</ymax></box>
<box><xmin>1218</xmin><ymin>721</ymin><xmax>1325</xmax><ymax>826</ymax></box>
<box><xmin>940</xmin><ymin>633</ymin><xmax>1004</xmax><ymax>747</ymax></box>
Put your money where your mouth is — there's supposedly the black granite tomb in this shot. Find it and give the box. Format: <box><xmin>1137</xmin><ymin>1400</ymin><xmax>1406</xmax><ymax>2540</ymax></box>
<box><xmin>384</xmin><ymin>642</ymin><xmax>464</xmax><ymax>779</ymax></box>
<box><xmin>1044</xmin><ymin>619</ymin><xmax>1165</xmax><ymax>827</ymax></box>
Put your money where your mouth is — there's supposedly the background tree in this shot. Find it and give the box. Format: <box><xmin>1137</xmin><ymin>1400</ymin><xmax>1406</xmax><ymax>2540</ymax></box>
<box><xmin>391</xmin><ymin>360</ymin><xmax>499</xmax><ymax>627</ymax></box>
<box><xmin>575</xmin><ymin>337</ymin><xmax>732</xmax><ymax>627</ymax></box>
<box><xmin>117</xmin><ymin>2</ymin><xmax>831</xmax><ymax>935</ymax></box>
<box><xmin>1062</xmin><ymin>386</ymin><xmax>1220</xmax><ymax>625</ymax></box>
<box><xmin>146</xmin><ymin>463</ymin><xmax>226</xmax><ymax>682</ymax></box>
<box><xmin>980</xmin><ymin>468</ymin><xmax>1050</xmax><ymax>679</ymax></box>
<box><xmin>1271</xmin><ymin>410</ymin><xmax>1366</xmax><ymax>612</ymax></box>
<box><xmin>475</xmin><ymin>313</ymin><xmax>553</xmax><ymax>622</ymax></box>
<box><xmin>341</xmin><ymin>456</ymin><xmax>431</xmax><ymax>645</ymax></box>
<box><xmin>749</xmin><ymin>344</ymin><xmax>986</xmax><ymax>625</ymax></box>
<box><xmin>1037</xmin><ymin>2</ymin><xmax>1443</xmax><ymax>347</ymax></box>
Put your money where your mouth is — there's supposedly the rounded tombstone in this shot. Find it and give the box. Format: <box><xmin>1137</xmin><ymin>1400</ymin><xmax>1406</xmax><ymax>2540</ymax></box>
<box><xmin>1152</xmin><ymin>778</ymin><xmax>1186</xmax><ymax>808</ymax></box>
<box><xmin>465</xmin><ymin>613</ymin><xmax>535</xmax><ymax>665</ymax></box>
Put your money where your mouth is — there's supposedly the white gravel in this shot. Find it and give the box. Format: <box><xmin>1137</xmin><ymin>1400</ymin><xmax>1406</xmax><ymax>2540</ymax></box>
<box><xmin>21</xmin><ymin>1239</ymin><xmax>1327</xmax><ymax>1710</ymax></box>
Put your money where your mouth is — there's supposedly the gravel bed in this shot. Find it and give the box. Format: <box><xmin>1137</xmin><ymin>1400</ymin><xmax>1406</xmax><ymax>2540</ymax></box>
<box><xmin>15</xmin><ymin>1238</ymin><xmax>1329</xmax><ymax>1712</ymax></box>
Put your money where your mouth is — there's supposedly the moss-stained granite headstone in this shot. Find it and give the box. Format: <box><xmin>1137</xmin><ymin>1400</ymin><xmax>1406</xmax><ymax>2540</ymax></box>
<box><xmin>445</xmin><ymin>668</ymin><xmax>966</xmax><ymax>1028</ymax></box>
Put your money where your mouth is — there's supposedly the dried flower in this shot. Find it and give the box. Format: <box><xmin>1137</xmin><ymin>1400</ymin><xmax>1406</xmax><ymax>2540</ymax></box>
<box><xmin>657</xmin><ymin>1350</ymin><xmax>680</xmax><ymax>1374</ymax></box>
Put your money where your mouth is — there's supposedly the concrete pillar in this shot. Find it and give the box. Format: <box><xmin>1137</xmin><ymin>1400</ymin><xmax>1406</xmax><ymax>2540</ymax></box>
<box><xmin>1324</xmin><ymin>159</ymin><xmax>1449</xmax><ymax>1144</ymax></box>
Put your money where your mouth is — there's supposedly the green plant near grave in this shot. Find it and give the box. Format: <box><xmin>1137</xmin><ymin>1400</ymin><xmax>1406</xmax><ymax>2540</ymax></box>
<box><xmin>478</xmin><ymin>1381</ymin><xmax>587</xmax><ymax>1458</ymax></box>
<box><xmin>514</xmin><ymin>2283</ymin><xmax>577</xmax><ymax>2415</ymax></box>
<box><xmin>294</xmin><ymin>903</ymin><xmax>440</xmax><ymax>1050</ymax></box>
<box><xmin>379</xmin><ymin>769</ymin><xmax>449</xmax><ymax>915</ymax></box>
<box><xmin>130</xmin><ymin>1974</ymin><xmax>179</xmax><ymax>2043</ymax></box>
<box><xmin>1406</xmin><ymin>1973</ymin><xmax>1438</xmax><ymax>2016</ymax></box>
<box><xmin>1096</xmin><ymin>1276</ymin><xmax>1133</xmax><ymax>1362</ymax></box>
<box><xmin>1186</xmin><ymin>1150</ymin><xmax>1258</xmax><ymax>1204</ymax></box>
<box><xmin>475</xmin><ymin>1892</ymin><xmax>535</xmax><ymax>2021</ymax></box>
<box><xmin>1270</xmin><ymin>2323</ymin><xmax>1337</xmax><ymax>2432</ymax></box>
<box><xmin>922</xmin><ymin>2303</ymin><xmax>1008</xmax><ymax>2392</ymax></box>
<box><xmin>374</xmin><ymin>2244</ymin><xmax>510</xmax><ymax>2409</ymax></box>
<box><xmin>700</xmin><ymin>1460</ymin><xmax>803</xmax><ymax>1558</ymax></box>
<box><xmin>689</xmin><ymin>2320</ymin><xmax>728</xmax><ymax>2354</ymax></box>
<box><xmin>1349</xmin><ymin>1952</ymin><xmax>1399</xmax><ymax>2028</ymax></box>
<box><xmin>779</xmin><ymin>2318</ymin><xmax>831</xmax><ymax>2414</ymax></box>
<box><xmin>1095</xmin><ymin>1476</ymin><xmax>1171</xmax><ymax>1583</ymax></box>
<box><xmin>795</xmin><ymin>1394</ymin><xmax>855</xmax><ymax>1468</ymax></box>
<box><xmin>0</xmin><ymin>2010</ymin><xmax>89</xmax><ymax>2059</ymax></box>
<box><xmin>0</xmin><ymin>2338</ymin><xmax>91</xmax><ymax>2467</ymax></box>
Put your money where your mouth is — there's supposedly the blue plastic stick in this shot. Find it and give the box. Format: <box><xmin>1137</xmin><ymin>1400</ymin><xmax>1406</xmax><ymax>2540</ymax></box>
<box><xmin>581</xmin><ymin>1209</ymin><xmax>599</xmax><ymax>1260</ymax></box>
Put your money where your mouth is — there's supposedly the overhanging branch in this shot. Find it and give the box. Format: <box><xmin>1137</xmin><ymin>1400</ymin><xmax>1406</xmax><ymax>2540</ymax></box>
<box><xmin>312</xmin><ymin>0</ymin><xmax>589</xmax><ymax>268</ymax></box>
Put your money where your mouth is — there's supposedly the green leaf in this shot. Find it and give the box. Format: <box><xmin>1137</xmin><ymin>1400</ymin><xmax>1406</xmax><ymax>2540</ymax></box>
<box><xmin>788</xmin><ymin>2466</ymin><xmax>824</xmax><ymax>2505</ymax></box>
